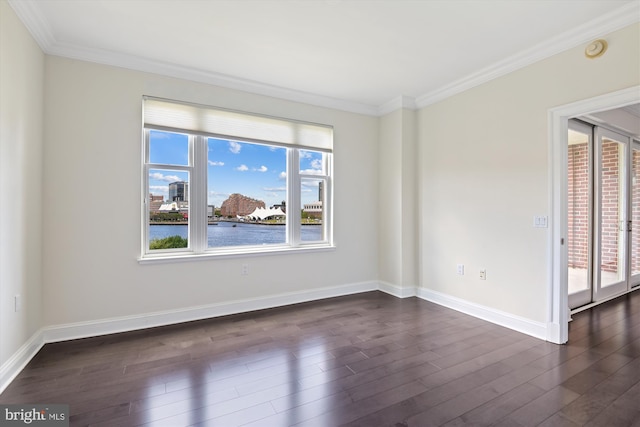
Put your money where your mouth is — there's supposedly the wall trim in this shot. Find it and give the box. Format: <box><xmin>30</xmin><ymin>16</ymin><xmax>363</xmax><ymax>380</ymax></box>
<box><xmin>415</xmin><ymin>3</ymin><xmax>640</xmax><ymax>108</ymax></box>
<box><xmin>378</xmin><ymin>281</ymin><xmax>417</xmax><ymax>298</ymax></box>
<box><xmin>417</xmin><ymin>288</ymin><xmax>548</xmax><ymax>341</ymax></box>
<box><xmin>548</xmin><ymin>85</ymin><xmax>640</xmax><ymax>345</ymax></box>
<box><xmin>2</xmin><ymin>280</ymin><xmax>559</xmax><ymax>394</ymax></box>
<box><xmin>41</xmin><ymin>281</ymin><xmax>378</xmax><ymax>343</ymax></box>
<box><xmin>0</xmin><ymin>330</ymin><xmax>45</xmax><ymax>395</ymax></box>
<box><xmin>8</xmin><ymin>0</ymin><xmax>639</xmax><ymax>117</ymax></box>
<box><xmin>378</xmin><ymin>96</ymin><xmax>417</xmax><ymax>116</ymax></box>
<box><xmin>0</xmin><ymin>281</ymin><xmax>377</xmax><ymax>394</ymax></box>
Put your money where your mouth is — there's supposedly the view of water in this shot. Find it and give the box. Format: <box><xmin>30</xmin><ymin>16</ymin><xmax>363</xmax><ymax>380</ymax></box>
<box><xmin>150</xmin><ymin>222</ymin><xmax>323</xmax><ymax>247</ymax></box>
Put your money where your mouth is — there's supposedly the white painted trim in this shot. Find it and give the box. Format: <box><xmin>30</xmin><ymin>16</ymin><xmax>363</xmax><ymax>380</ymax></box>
<box><xmin>41</xmin><ymin>281</ymin><xmax>378</xmax><ymax>343</ymax></box>
<box><xmin>0</xmin><ymin>331</ymin><xmax>44</xmax><ymax>395</ymax></box>
<box><xmin>378</xmin><ymin>281</ymin><xmax>417</xmax><ymax>298</ymax></box>
<box><xmin>1</xmin><ymin>278</ymin><xmax>567</xmax><ymax>394</ymax></box>
<box><xmin>548</xmin><ymin>86</ymin><xmax>640</xmax><ymax>345</ymax></box>
<box><xmin>378</xmin><ymin>96</ymin><xmax>417</xmax><ymax>116</ymax></box>
<box><xmin>1</xmin><ymin>282</ymin><xmax>375</xmax><ymax>393</ymax></box>
<box><xmin>416</xmin><ymin>2</ymin><xmax>640</xmax><ymax>108</ymax></box>
<box><xmin>6</xmin><ymin>0</ymin><xmax>55</xmax><ymax>51</ymax></box>
<box><xmin>417</xmin><ymin>288</ymin><xmax>548</xmax><ymax>341</ymax></box>
<box><xmin>8</xmin><ymin>0</ymin><xmax>639</xmax><ymax>116</ymax></box>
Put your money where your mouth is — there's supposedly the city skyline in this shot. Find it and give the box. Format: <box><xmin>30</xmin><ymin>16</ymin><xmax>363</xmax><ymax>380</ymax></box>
<box><xmin>148</xmin><ymin>130</ymin><xmax>325</xmax><ymax>209</ymax></box>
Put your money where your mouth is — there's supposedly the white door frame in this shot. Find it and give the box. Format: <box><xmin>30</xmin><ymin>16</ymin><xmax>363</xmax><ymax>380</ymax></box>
<box><xmin>548</xmin><ymin>85</ymin><xmax>639</xmax><ymax>344</ymax></box>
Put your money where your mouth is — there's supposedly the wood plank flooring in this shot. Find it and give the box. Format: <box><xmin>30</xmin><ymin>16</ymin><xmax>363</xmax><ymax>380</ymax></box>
<box><xmin>1</xmin><ymin>290</ymin><xmax>639</xmax><ymax>426</ymax></box>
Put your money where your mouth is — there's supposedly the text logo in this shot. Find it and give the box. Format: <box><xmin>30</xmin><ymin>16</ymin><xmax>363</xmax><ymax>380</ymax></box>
<box><xmin>1</xmin><ymin>405</ymin><xmax>68</xmax><ymax>426</ymax></box>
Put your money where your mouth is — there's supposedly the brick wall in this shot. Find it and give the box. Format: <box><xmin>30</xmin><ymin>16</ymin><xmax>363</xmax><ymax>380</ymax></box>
<box><xmin>220</xmin><ymin>193</ymin><xmax>265</xmax><ymax>217</ymax></box>
<box><xmin>600</xmin><ymin>140</ymin><xmax>622</xmax><ymax>273</ymax></box>
<box><xmin>568</xmin><ymin>139</ymin><xmax>639</xmax><ymax>278</ymax></box>
<box><xmin>568</xmin><ymin>142</ymin><xmax>589</xmax><ymax>269</ymax></box>
<box><xmin>633</xmin><ymin>149</ymin><xmax>640</xmax><ymax>275</ymax></box>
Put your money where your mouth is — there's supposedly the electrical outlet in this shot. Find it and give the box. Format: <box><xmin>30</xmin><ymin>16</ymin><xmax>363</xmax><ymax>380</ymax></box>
<box><xmin>457</xmin><ymin>264</ymin><xmax>464</xmax><ymax>275</ymax></box>
<box><xmin>479</xmin><ymin>269</ymin><xmax>486</xmax><ymax>280</ymax></box>
<box><xmin>241</xmin><ymin>264</ymin><xmax>249</xmax><ymax>276</ymax></box>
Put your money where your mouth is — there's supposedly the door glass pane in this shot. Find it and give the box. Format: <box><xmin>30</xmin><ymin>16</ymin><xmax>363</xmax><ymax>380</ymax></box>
<box><xmin>600</xmin><ymin>138</ymin><xmax>626</xmax><ymax>287</ymax></box>
<box><xmin>568</xmin><ymin>129</ymin><xmax>590</xmax><ymax>294</ymax></box>
<box><xmin>632</xmin><ymin>146</ymin><xmax>640</xmax><ymax>278</ymax></box>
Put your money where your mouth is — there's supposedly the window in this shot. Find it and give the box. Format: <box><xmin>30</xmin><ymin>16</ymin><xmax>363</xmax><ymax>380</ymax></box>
<box><xmin>142</xmin><ymin>97</ymin><xmax>333</xmax><ymax>259</ymax></box>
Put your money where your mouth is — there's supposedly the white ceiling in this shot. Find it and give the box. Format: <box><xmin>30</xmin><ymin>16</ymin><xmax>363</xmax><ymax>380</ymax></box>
<box><xmin>9</xmin><ymin>0</ymin><xmax>640</xmax><ymax>115</ymax></box>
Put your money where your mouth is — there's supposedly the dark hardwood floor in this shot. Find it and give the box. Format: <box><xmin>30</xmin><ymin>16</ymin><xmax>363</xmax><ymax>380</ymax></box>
<box><xmin>1</xmin><ymin>290</ymin><xmax>639</xmax><ymax>426</ymax></box>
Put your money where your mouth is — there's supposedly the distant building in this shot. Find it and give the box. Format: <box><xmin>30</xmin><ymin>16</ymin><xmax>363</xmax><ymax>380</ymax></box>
<box><xmin>220</xmin><ymin>193</ymin><xmax>265</xmax><ymax>217</ymax></box>
<box><xmin>303</xmin><ymin>201</ymin><xmax>322</xmax><ymax>219</ymax></box>
<box><xmin>159</xmin><ymin>200</ymin><xmax>188</xmax><ymax>213</ymax></box>
<box><xmin>303</xmin><ymin>182</ymin><xmax>323</xmax><ymax>218</ymax></box>
<box><xmin>149</xmin><ymin>193</ymin><xmax>164</xmax><ymax>213</ymax></box>
<box><xmin>271</xmin><ymin>200</ymin><xmax>286</xmax><ymax>213</ymax></box>
<box><xmin>169</xmin><ymin>181</ymin><xmax>188</xmax><ymax>202</ymax></box>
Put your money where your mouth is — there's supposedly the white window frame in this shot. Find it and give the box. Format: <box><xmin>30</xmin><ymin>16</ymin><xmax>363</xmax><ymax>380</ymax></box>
<box><xmin>140</xmin><ymin>98</ymin><xmax>334</xmax><ymax>262</ymax></box>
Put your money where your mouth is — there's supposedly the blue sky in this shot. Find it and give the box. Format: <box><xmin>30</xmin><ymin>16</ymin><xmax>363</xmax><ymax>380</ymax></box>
<box><xmin>148</xmin><ymin>130</ymin><xmax>324</xmax><ymax>208</ymax></box>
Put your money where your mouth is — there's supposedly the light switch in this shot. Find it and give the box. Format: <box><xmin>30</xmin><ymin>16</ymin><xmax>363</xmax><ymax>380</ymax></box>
<box><xmin>533</xmin><ymin>215</ymin><xmax>548</xmax><ymax>228</ymax></box>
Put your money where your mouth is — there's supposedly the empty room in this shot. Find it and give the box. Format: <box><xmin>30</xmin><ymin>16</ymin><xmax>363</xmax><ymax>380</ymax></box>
<box><xmin>1</xmin><ymin>0</ymin><xmax>640</xmax><ymax>425</ymax></box>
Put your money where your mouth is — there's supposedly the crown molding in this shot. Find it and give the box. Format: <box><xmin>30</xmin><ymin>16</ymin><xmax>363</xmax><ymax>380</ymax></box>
<box><xmin>9</xmin><ymin>0</ymin><xmax>640</xmax><ymax>117</ymax></box>
<box><xmin>7</xmin><ymin>0</ymin><xmax>54</xmax><ymax>51</ymax></box>
<box><xmin>378</xmin><ymin>96</ymin><xmax>417</xmax><ymax>116</ymax></box>
<box><xmin>47</xmin><ymin>41</ymin><xmax>381</xmax><ymax>116</ymax></box>
<box><xmin>416</xmin><ymin>1</ymin><xmax>640</xmax><ymax>109</ymax></box>
<box><xmin>7</xmin><ymin>1</ymin><xmax>379</xmax><ymax>117</ymax></box>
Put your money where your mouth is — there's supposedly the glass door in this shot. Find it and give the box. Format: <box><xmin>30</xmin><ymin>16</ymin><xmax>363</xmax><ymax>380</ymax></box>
<box><xmin>568</xmin><ymin>120</ymin><xmax>593</xmax><ymax>309</ymax></box>
<box><xmin>632</xmin><ymin>141</ymin><xmax>640</xmax><ymax>288</ymax></box>
<box><xmin>568</xmin><ymin>121</ymin><xmax>636</xmax><ymax>310</ymax></box>
<box><xmin>593</xmin><ymin>128</ymin><xmax>630</xmax><ymax>301</ymax></box>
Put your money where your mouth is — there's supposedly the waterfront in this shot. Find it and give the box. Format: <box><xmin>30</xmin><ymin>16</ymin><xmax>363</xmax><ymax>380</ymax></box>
<box><xmin>150</xmin><ymin>222</ymin><xmax>323</xmax><ymax>247</ymax></box>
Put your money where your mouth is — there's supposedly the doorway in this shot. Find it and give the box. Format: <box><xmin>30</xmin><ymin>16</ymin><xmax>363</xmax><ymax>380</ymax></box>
<box><xmin>567</xmin><ymin>119</ymin><xmax>640</xmax><ymax>311</ymax></box>
<box><xmin>548</xmin><ymin>86</ymin><xmax>639</xmax><ymax>345</ymax></box>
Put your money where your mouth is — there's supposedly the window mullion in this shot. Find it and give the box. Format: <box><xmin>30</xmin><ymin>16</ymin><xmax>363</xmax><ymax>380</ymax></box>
<box><xmin>191</xmin><ymin>135</ymin><xmax>207</xmax><ymax>252</ymax></box>
<box><xmin>289</xmin><ymin>149</ymin><xmax>301</xmax><ymax>246</ymax></box>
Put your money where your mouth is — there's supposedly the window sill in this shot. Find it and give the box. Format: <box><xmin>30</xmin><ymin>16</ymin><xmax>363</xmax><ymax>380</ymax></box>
<box><xmin>138</xmin><ymin>244</ymin><xmax>336</xmax><ymax>264</ymax></box>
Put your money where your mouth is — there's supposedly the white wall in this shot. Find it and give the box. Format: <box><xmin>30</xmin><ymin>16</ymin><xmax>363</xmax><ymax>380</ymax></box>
<box><xmin>378</xmin><ymin>109</ymin><xmax>417</xmax><ymax>294</ymax></box>
<box><xmin>41</xmin><ymin>57</ymin><xmax>379</xmax><ymax>326</ymax></box>
<box><xmin>0</xmin><ymin>0</ymin><xmax>44</xmax><ymax>368</ymax></box>
<box><xmin>418</xmin><ymin>23</ymin><xmax>640</xmax><ymax>323</ymax></box>
<box><xmin>378</xmin><ymin>111</ymin><xmax>403</xmax><ymax>286</ymax></box>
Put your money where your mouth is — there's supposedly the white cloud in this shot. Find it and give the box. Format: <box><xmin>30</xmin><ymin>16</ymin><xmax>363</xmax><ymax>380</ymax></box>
<box><xmin>300</xmin><ymin>168</ymin><xmax>323</xmax><ymax>176</ymax></box>
<box><xmin>149</xmin><ymin>172</ymin><xmax>182</xmax><ymax>182</ymax></box>
<box><xmin>149</xmin><ymin>185</ymin><xmax>169</xmax><ymax>198</ymax></box>
<box><xmin>236</xmin><ymin>164</ymin><xmax>248</xmax><ymax>171</ymax></box>
<box><xmin>208</xmin><ymin>190</ymin><xmax>228</xmax><ymax>197</ymax></box>
<box><xmin>229</xmin><ymin>141</ymin><xmax>241</xmax><ymax>154</ymax></box>
<box><xmin>279</xmin><ymin>171</ymin><xmax>286</xmax><ymax>180</ymax></box>
<box><xmin>300</xmin><ymin>150</ymin><xmax>313</xmax><ymax>159</ymax></box>
<box><xmin>263</xmin><ymin>186</ymin><xmax>286</xmax><ymax>192</ymax></box>
<box><xmin>253</xmin><ymin>165</ymin><xmax>268</xmax><ymax>172</ymax></box>
<box><xmin>310</xmin><ymin>158</ymin><xmax>322</xmax><ymax>170</ymax></box>
<box><xmin>208</xmin><ymin>160</ymin><xmax>224</xmax><ymax>166</ymax></box>
<box><xmin>150</xmin><ymin>130</ymin><xmax>171</xmax><ymax>139</ymax></box>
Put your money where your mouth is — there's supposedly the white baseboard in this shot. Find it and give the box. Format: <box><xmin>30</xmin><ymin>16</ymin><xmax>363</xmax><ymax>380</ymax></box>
<box><xmin>417</xmin><ymin>288</ymin><xmax>548</xmax><ymax>341</ymax></box>
<box><xmin>0</xmin><ymin>330</ymin><xmax>44</xmax><ymax>395</ymax></box>
<box><xmin>378</xmin><ymin>281</ymin><xmax>417</xmax><ymax>298</ymax></box>
<box><xmin>2</xmin><ymin>281</ymin><xmax>552</xmax><ymax>394</ymax></box>
<box><xmin>41</xmin><ymin>281</ymin><xmax>379</xmax><ymax>343</ymax></box>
